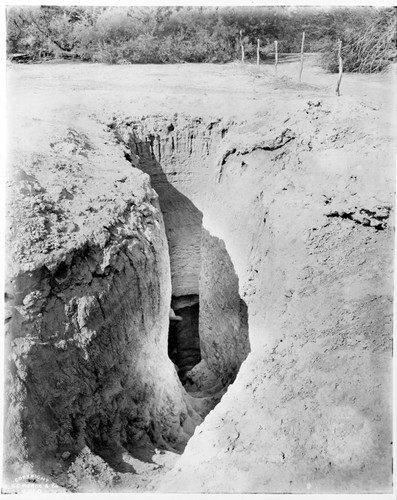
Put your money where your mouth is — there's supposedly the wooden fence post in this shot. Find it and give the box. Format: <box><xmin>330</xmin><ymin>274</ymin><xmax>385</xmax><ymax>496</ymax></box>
<box><xmin>274</xmin><ymin>40</ymin><xmax>278</xmax><ymax>75</ymax></box>
<box><xmin>257</xmin><ymin>39</ymin><xmax>260</xmax><ymax>66</ymax></box>
<box><xmin>240</xmin><ymin>30</ymin><xmax>245</xmax><ymax>64</ymax></box>
<box><xmin>299</xmin><ymin>31</ymin><xmax>305</xmax><ymax>82</ymax></box>
<box><xmin>336</xmin><ymin>39</ymin><xmax>343</xmax><ymax>96</ymax></box>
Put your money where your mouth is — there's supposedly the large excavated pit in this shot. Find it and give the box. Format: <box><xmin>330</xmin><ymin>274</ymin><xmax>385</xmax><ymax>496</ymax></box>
<box><xmin>4</xmin><ymin>114</ymin><xmax>252</xmax><ymax>492</ymax></box>
<box><xmin>5</xmin><ymin>95</ymin><xmax>394</xmax><ymax>494</ymax></box>
<box><xmin>112</xmin><ymin>115</ymin><xmax>251</xmax><ymax>412</ymax></box>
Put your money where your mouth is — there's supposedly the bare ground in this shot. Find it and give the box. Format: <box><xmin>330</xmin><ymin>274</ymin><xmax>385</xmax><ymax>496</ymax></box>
<box><xmin>5</xmin><ymin>56</ymin><xmax>396</xmax><ymax>493</ymax></box>
<box><xmin>7</xmin><ymin>56</ymin><xmax>396</xmax><ymax>152</ymax></box>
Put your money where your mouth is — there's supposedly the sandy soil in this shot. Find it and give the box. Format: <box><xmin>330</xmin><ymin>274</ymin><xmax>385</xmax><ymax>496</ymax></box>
<box><xmin>5</xmin><ymin>56</ymin><xmax>396</xmax><ymax>493</ymax></box>
<box><xmin>7</xmin><ymin>56</ymin><xmax>396</xmax><ymax>155</ymax></box>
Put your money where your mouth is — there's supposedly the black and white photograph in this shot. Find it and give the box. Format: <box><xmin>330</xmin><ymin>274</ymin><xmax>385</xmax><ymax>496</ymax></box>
<box><xmin>2</xmin><ymin>2</ymin><xmax>396</xmax><ymax>496</ymax></box>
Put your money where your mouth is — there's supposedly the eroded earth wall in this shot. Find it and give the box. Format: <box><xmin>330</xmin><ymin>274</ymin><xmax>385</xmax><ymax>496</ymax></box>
<box><xmin>5</xmin><ymin>130</ymin><xmax>200</xmax><ymax>489</ymax></box>
<box><xmin>159</xmin><ymin>100</ymin><xmax>394</xmax><ymax>493</ymax></box>
<box><xmin>114</xmin><ymin>116</ymin><xmax>251</xmax><ymax>386</ymax></box>
<box><xmin>199</xmin><ymin>228</ymin><xmax>250</xmax><ymax>384</ymax></box>
<box><xmin>112</xmin><ymin>114</ymin><xmax>229</xmax><ymax>297</ymax></box>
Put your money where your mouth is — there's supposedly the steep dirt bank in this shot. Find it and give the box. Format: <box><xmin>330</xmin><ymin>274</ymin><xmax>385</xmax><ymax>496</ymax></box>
<box><xmin>110</xmin><ymin>103</ymin><xmax>394</xmax><ymax>493</ymax></box>
<box><xmin>158</xmin><ymin>100</ymin><xmax>394</xmax><ymax>493</ymax></box>
<box><xmin>4</xmin><ymin>126</ymin><xmax>201</xmax><ymax>492</ymax></box>
<box><xmin>5</xmin><ymin>62</ymin><xmax>395</xmax><ymax>493</ymax></box>
<box><xmin>110</xmin><ymin>114</ymin><xmax>225</xmax><ymax>296</ymax></box>
<box><xmin>111</xmin><ymin>115</ymin><xmax>250</xmax><ymax>390</ymax></box>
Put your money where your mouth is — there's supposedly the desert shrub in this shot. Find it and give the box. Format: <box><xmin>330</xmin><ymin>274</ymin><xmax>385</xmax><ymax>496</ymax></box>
<box><xmin>156</xmin><ymin>37</ymin><xmax>180</xmax><ymax>63</ymax></box>
<box><xmin>172</xmin><ymin>30</ymin><xmax>226</xmax><ymax>63</ymax></box>
<box><xmin>92</xmin><ymin>45</ymin><xmax>120</xmax><ymax>64</ymax></box>
<box><xmin>6</xmin><ymin>5</ymin><xmax>95</xmax><ymax>59</ymax></box>
<box><xmin>71</xmin><ymin>8</ymin><xmax>101</xmax><ymax>61</ymax></box>
<box><xmin>119</xmin><ymin>35</ymin><xmax>162</xmax><ymax>64</ymax></box>
<box><xmin>320</xmin><ymin>8</ymin><xmax>396</xmax><ymax>73</ymax></box>
<box><xmin>6</xmin><ymin>5</ymin><xmax>396</xmax><ymax>68</ymax></box>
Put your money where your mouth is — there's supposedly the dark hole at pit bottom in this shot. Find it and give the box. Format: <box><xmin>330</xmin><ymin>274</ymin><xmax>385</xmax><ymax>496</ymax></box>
<box><xmin>168</xmin><ymin>294</ymin><xmax>200</xmax><ymax>384</ymax></box>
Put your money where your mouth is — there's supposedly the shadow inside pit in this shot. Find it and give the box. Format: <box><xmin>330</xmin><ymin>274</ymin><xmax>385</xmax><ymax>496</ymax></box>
<box><xmin>125</xmin><ymin>131</ymin><xmax>251</xmax><ymax>391</ymax></box>
<box><xmin>126</xmin><ymin>133</ymin><xmax>205</xmax><ymax>383</ymax></box>
<box><xmin>169</xmin><ymin>296</ymin><xmax>201</xmax><ymax>383</ymax></box>
<box><xmin>122</xmin><ymin>444</ymin><xmax>157</xmax><ymax>464</ymax></box>
<box><xmin>92</xmin><ymin>444</ymin><xmax>136</xmax><ymax>473</ymax></box>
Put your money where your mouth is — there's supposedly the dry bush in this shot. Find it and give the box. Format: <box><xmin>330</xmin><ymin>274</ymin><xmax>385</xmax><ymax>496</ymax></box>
<box><xmin>321</xmin><ymin>9</ymin><xmax>396</xmax><ymax>73</ymax></box>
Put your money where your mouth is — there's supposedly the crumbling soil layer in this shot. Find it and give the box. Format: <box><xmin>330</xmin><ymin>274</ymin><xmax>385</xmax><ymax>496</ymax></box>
<box><xmin>5</xmin><ymin>59</ymin><xmax>395</xmax><ymax>493</ymax></box>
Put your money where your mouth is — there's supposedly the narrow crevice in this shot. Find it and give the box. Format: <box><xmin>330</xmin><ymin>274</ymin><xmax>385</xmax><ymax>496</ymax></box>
<box><xmin>113</xmin><ymin>115</ymin><xmax>251</xmax><ymax>423</ymax></box>
<box><xmin>169</xmin><ymin>294</ymin><xmax>201</xmax><ymax>384</ymax></box>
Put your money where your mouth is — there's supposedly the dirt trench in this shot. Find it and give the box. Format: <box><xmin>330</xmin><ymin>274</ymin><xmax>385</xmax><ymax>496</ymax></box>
<box><xmin>4</xmin><ymin>114</ymin><xmax>252</xmax><ymax>492</ymax></box>
<box><xmin>111</xmin><ymin>114</ymin><xmax>251</xmax><ymax>389</ymax></box>
<box><xmin>4</xmin><ymin>100</ymin><xmax>394</xmax><ymax>493</ymax></box>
